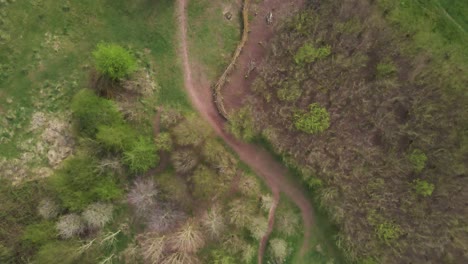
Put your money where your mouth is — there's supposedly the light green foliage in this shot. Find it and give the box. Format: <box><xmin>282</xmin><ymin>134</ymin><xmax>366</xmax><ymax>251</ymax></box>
<box><xmin>294</xmin><ymin>43</ymin><xmax>331</xmax><ymax>64</ymax></box>
<box><xmin>248</xmin><ymin>216</ymin><xmax>268</xmax><ymax>240</ymax></box>
<box><xmin>226</xmin><ymin>106</ymin><xmax>257</xmax><ymax>141</ymax></box>
<box><xmin>376</xmin><ymin>61</ymin><xmax>397</xmax><ymax>78</ymax></box>
<box><xmin>307</xmin><ymin>176</ymin><xmax>324</xmax><ymax>189</ymax></box>
<box><xmin>93</xmin><ymin>43</ymin><xmax>137</xmax><ymax>80</ymax></box>
<box><xmin>294</xmin><ymin>103</ymin><xmax>330</xmax><ymax>134</ymax></box>
<box><xmin>21</xmin><ymin>221</ymin><xmax>56</xmax><ymax>246</ymax></box>
<box><xmin>269</xmin><ymin>238</ymin><xmax>289</xmax><ymax>263</ymax></box>
<box><xmin>0</xmin><ymin>244</ymin><xmax>12</xmax><ymax>263</ymax></box>
<box><xmin>123</xmin><ymin>136</ymin><xmax>159</xmax><ymax>173</ymax></box>
<box><xmin>96</xmin><ymin>124</ymin><xmax>136</xmax><ymax>151</ymax></box>
<box><xmin>154</xmin><ymin>132</ymin><xmax>173</xmax><ymax>151</ymax></box>
<box><xmin>50</xmin><ymin>155</ymin><xmax>122</xmax><ymax>211</ymax></box>
<box><xmin>35</xmin><ymin>241</ymin><xmax>79</xmax><ymax>264</ymax></box>
<box><xmin>376</xmin><ymin>222</ymin><xmax>402</xmax><ymax>243</ymax></box>
<box><xmin>211</xmin><ymin>250</ymin><xmax>236</xmax><ymax>264</ymax></box>
<box><xmin>71</xmin><ymin>89</ymin><xmax>123</xmax><ymax>137</ymax></box>
<box><xmin>413</xmin><ymin>179</ymin><xmax>435</xmax><ymax>197</ymax></box>
<box><xmin>173</xmin><ymin>115</ymin><xmax>212</xmax><ymax>146</ymax></box>
<box><xmin>277</xmin><ymin>81</ymin><xmax>302</xmax><ymax>102</ymax></box>
<box><xmin>408</xmin><ymin>149</ymin><xmax>427</xmax><ymax>173</ymax></box>
<box><xmin>192</xmin><ymin>165</ymin><xmax>226</xmax><ymax>200</ymax></box>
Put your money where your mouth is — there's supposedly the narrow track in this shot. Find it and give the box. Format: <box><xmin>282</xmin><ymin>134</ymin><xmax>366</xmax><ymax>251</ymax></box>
<box><xmin>175</xmin><ymin>0</ymin><xmax>313</xmax><ymax>262</ymax></box>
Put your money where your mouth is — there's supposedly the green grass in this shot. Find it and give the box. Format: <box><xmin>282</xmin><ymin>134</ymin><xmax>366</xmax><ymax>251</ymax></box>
<box><xmin>187</xmin><ymin>0</ymin><xmax>241</xmax><ymax>79</ymax></box>
<box><xmin>0</xmin><ymin>0</ymin><xmax>188</xmax><ymax>158</ymax></box>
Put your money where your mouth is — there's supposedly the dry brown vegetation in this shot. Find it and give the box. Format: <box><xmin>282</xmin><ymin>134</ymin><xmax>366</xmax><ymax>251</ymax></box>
<box><xmin>242</xmin><ymin>0</ymin><xmax>468</xmax><ymax>262</ymax></box>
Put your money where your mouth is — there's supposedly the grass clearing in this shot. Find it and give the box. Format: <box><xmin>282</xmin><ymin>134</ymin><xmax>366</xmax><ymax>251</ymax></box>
<box><xmin>187</xmin><ymin>0</ymin><xmax>241</xmax><ymax>79</ymax></box>
<box><xmin>0</xmin><ymin>0</ymin><xmax>188</xmax><ymax>158</ymax></box>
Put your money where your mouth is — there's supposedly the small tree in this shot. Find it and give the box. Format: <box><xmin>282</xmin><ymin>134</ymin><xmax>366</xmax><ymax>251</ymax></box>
<box><xmin>147</xmin><ymin>204</ymin><xmax>186</xmax><ymax>233</ymax></box>
<box><xmin>155</xmin><ymin>132</ymin><xmax>173</xmax><ymax>152</ymax></box>
<box><xmin>294</xmin><ymin>103</ymin><xmax>330</xmax><ymax>134</ymax></box>
<box><xmin>169</xmin><ymin>220</ymin><xmax>204</xmax><ymax>253</ymax></box>
<box><xmin>128</xmin><ymin>178</ymin><xmax>158</xmax><ymax>216</ymax></box>
<box><xmin>38</xmin><ymin>199</ymin><xmax>59</xmax><ymax>220</ymax></box>
<box><xmin>413</xmin><ymin>179</ymin><xmax>434</xmax><ymax>197</ymax></box>
<box><xmin>228</xmin><ymin>199</ymin><xmax>255</xmax><ymax>228</ymax></box>
<box><xmin>56</xmin><ymin>214</ymin><xmax>85</xmax><ymax>239</ymax></box>
<box><xmin>93</xmin><ymin>43</ymin><xmax>137</xmax><ymax>80</ymax></box>
<box><xmin>171</xmin><ymin>149</ymin><xmax>198</xmax><ymax>174</ymax></box>
<box><xmin>201</xmin><ymin>205</ymin><xmax>225</xmax><ymax>239</ymax></box>
<box><xmin>82</xmin><ymin>203</ymin><xmax>114</xmax><ymax>229</ymax></box>
<box><xmin>247</xmin><ymin>216</ymin><xmax>268</xmax><ymax>240</ymax></box>
<box><xmin>269</xmin><ymin>238</ymin><xmax>289</xmax><ymax>263</ymax></box>
<box><xmin>408</xmin><ymin>149</ymin><xmax>427</xmax><ymax>173</ymax></box>
<box><xmin>139</xmin><ymin>234</ymin><xmax>166</xmax><ymax>263</ymax></box>
<box><xmin>123</xmin><ymin>136</ymin><xmax>159</xmax><ymax>173</ymax></box>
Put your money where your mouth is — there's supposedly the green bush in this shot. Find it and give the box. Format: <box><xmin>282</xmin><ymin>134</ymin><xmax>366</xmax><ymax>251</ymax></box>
<box><xmin>96</xmin><ymin>124</ymin><xmax>137</xmax><ymax>151</ymax></box>
<box><xmin>408</xmin><ymin>149</ymin><xmax>427</xmax><ymax>173</ymax></box>
<box><xmin>191</xmin><ymin>165</ymin><xmax>224</xmax><ymax>200</ymax></box>
<box><xmin>21</xmin><ymin>221</ymin><xmax>57</xmax><ymax>247</ymax></box>
<box><xmin>35</xmin><ymin>241</ymin><xmax>79</xmax><ymax>264</ymax></box>
<box><xmin>376</xmin><ymin>222</ymin><xmax>402</xmax><ymax>243</ymax></box>
<box><xmin>376</xmin><ymin>61</ymin><xmax>397</xmax><ymax>78</ymax></box>
<box><xmin>294</xmin><ymin>103</ymin><xmax>330</xmax><ymax>134</ymax></box>
<box><xmin>413</xmin><ymin>179</ymin><xmax>435</xmax><ymax>197</ymax></box>
<box><xmin>154</xmin><ymin>132</ymin><xmax>173</xmax><ymax>151</ymax></box>
<box><xmin>50</xmin><ymin>155</ymin><xmax>123</xmax><ymax>211</ymax></box>
<box><xmin>277</xmin><ymin>81</ymin><xmax>302</xmax><ymax>102</ymax></box>
<box><xmin>71</xmin><ymin>89</ymin><xmax>123</xmax><ymax>137</ymax></box>
<box><xmin>93</xmin><ymin>43</ymin><xmax>137</xmax><ymax>80</ymax></box>
<box><xmin>211</xmin><ymin>250</ymin><xmax>236</xmax><ymax>264</ymax></box>
<box><xmin>294</xmin><ymin>43</ymin><xmax>331</xmax><ymax>64</ymax></box>
<box><xmin>226</xmin><ymin>106</ymin><xmax>257</xmax><ymax>141</ymax></box>
<box><xmin>123</xmin><ymin>136</ymin><xmax>159</xmax><ymax>173</ymax></box>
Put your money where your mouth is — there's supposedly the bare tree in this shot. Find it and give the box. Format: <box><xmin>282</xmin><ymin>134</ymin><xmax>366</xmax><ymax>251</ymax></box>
<box><xmin>147</xmin><ymin>204</ymin><xmax>186</xmax><ymax>234</ymax></box>
<box><xmin>169</xmin><ymin>220</ymin><xmax>204</xmax><ymax>253</ymax></box>
<box><xmin>247</xmin><ymin>216</ymin><xmax>268</xmax><ymax>240</ymax></box>
<box><xmin>171</xmin><ymin>149</ymin><xmax>198</xmax><ymax>174</ymax></box>
<box><xmin>260</xmin><ymin>194</ymin><xmax>274</xmax><ymax>213</ymax></box>
<box><xmin>139</xmin><ymin>233</ymin><xmax>166</xmax><ymax>263</ymax></box>
<box><xmin>269</xmin><ymin>238</ymin><xmax>289</xmax><ymax>264</ymax></box>
<box><xmin>238</xmin><ymin>175</ymin><xmax>260</xmax><ymax>197</ymax></box>
<box><xmin>160</xmin><ymin>252</ymin><xmax>199</xmax><ymax>264</ymax></box>
<box><xmin>241</xmin><ymin>243</ymin><xmax>256</xmax><ymax>263</ymax></box>
<box><xmin>201</xmin><ymin>204</ymin><xmax>225</xmax><ymax>239</ymax></box>
<box><xmin>56</xmin><ymin>214</ymin><xmax>84</xmax><ymax>239</ymax></box>
<box><xmin>128</xmin><ymin>178</ymin><xmax>158</xmax><ymax>216</ymax></box>
<box><xmin>38</xmin><ymin>198</ymin><xmax>59</xmax><ymax>219</ymax></box>
<box><xmin>82</xmin><ymin>203</ymin><xmax>113</xmax><ymax>229</ymax></box>
<box><xmin>276</xmin><ymin>208</ymin><xmax>300</xmax><ymax>237</ymax></box>
<box><xmin>228</xmin><ymin>199</ymin><xmax>254</xmax><ymax>228</ymax></box>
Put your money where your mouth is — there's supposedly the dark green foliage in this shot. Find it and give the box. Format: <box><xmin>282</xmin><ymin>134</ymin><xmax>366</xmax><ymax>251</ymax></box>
<box><xmin>71</xmin><ymin>89</ymin><xmax>123</xmax><ymax>137</ymax></box>
<box><xmin>123</xmin><ymin>136</ymin><xmax>159</xmax><ymax>173</ymax></box>
<box><xmin>21</xmin><ymin>221</ymin><xmax>56</xmax><ymax>247</ymax></box>
<box><xmin>96</xmin><ymin>124</ymin><xmax>137</xmax><ymax>151</ymax></box>
<box><xmin>408</xmin><ymin>149</ymin><xmax>427</xmax><ymax>173</ymax></box>
<box><xmin>294</xmin><ymin>43</ymin><xmax>331</xmax><ymax>64</ymax></box>
<box><xmin>293</xmin><ymin>103</ymin><xmax>330</xmax><ymax>134</ymax></box>
<box><xmin>50</xmin><ymin>155</ymin><xmax>122</xmax><ymax>211</ymax></box>
<box><xmin>226</xmin><ymin>106</ymin><xmax>256</xmax><ymax>141</ymax></box>
<box><xmin>413</xmin><ymin>179</ymin><xmax>434</xmax><ymax>197</ymax></box>
<box><xmin>93</xmin><ymin>43</ymin><xmax>137</xmax><ymax>80</ymax></box>
<box><xmin>34</xmin><ymin>241</ymin><xmax>79</xmax><ymax>264</ymax></box>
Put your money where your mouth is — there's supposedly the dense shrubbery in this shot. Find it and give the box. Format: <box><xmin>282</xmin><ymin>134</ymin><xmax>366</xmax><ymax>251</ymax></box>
<box><xmin>294</xmin><ymin>43</ymin><xmax>331</xmax><ymax>64</ymax></box>
<box><xmin>408</xmin><ymin>149</ymin><xmax>427</xmax><ymax>173</ymax></box>
<box><xmin>123</xmin><ymin>136</ymin><xmax>159</xmax><ymax>173</ymax></box>
<box><xmin>413</xmin><ymin>179</ymin><xmax>434</xmax><ymax>197</ymax></box>
<box><xmin>293</xmin><ymin>103</ymin><xmax>330</xmax><ymax>134</ymax></box>
<box><xmin>226</xmin><ymin>106</ymin><xmax>257</xmax><ymax>141</ymax></box>
<box><xmin>93</xmin><ymin>43</ymin><xmax>137</xmax><ymax>80</ymax></box>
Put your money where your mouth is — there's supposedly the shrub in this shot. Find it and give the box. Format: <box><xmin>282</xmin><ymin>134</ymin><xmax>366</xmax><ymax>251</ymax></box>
<box><xmin>228</xmin><ymin>199</ymin><xmax>255</xmax><ymax>228</ymax></box>
<box><xmin>173</xmin><ymin>115</ymin><xmax>211</xmax><ymax>146</ymax></box>
<box><xmin>139</xmin><ymin>234</ymin><xmax>166</xmax><ymax>263</ymax></box>
<box><xmin>376</xmin><ymin>222</ymin><xmax>402</xmax><ymax>243</ymax></box>
<box><xmin>96</xmin><ymin>124</ymin><xmax>136</xmax><ymax>151</ymax></box>
<box><xmin>202</xmin><ymin>205</ymin><xmax>225</xmax><ymax>239</ymax></box>
<box><xmin>276</xmin><ymin>81</ymin><xmax>302</xmax><ymax>102</ymax></box>
<box><xmin>71</xmin><ymin>89</ymin><xmax>123</xmax><ymax>137</ymax></box>
<box><xmin>34</xmin><ymin>241</ymin><xmax>79</xmax><ymax>264</ymax></box>
<box><xmin>241</xmin><ymin>244</ymin><xmax>255</xmax><ymax>263</ymax></box>
<box><xmin>171</xmin><ymin>149</ymin><xmax>198</xmax><ymax>174</ymax></box>
<box><xmin>191</xmin><ymin>165</ymin><xmax>225</xmax><ymax>200</ymax></box>
<box><xmin>293</xmin><ymin>103</ymin><xmax>330</xmax><ymax>134</ymax></box>
<box><xmin>22</xmin><ymin>221</ymin><xmax>57</xmax><ymax>246</ymax></box>
<box><xmin>160</xmin><ymin>252</ymin><xmax>199</xmax><ymax>264</ymax></box>
<box><xmin>37</xmin><ymin>199</ymin><xmax>59</xmax><ymax>220</ymax></box>
<box><xmin>226</xmin><ymin>106</ymin><xmax>257</xmax><ymax>141</ymax></box>
<box><xmin>93</xmin><ymin>43</ymin><xmax>136</xmax><ymax>80</ymax></box>
<box><xmin>276</xmin><ymin>208</ymin><xmax>300</xmax><ymax>237</ymax></box>
<box><xmin>123</xmin><ymin>136</ymin><xmax>159</xmax><ymax>173</ymax></box>
<box><xmin>0</xmin><ymin>244</ymin><xmax>12</xmax><ymax>263</ymax></box>
<box><xmin>413</xmin><ymin>179</ymin><xmax>435</xmax><ymax>197</ymax></box>
<box><xmin>82</xmin><ymin>203</ymin><xmax>114</xmax><ymax>229</ymax></box>
<box><xmin>148</xmin><ymin>205</ymin><xmax>186</xmax><ymax>233</ymax></box>
<box><xmin>408</xmin><ymin>149</ymin><xmax>427</xmax><ymax>173</ymax></box>
<box><xmin>211</xmin><ymin>250</ymin><xmax>236</xmax><ymax>264</ymax></box>
<box><xmin>247</xmin><ymin>216</ymin><xmax>268</xmax><ymax>240</ymax></box>
<box><xmin>376</xmin><ymin>61</ymin><xmax>397</xmax><ymax>78</ymax></box>
<box><xmin>260</xmin><ymin>195</ymin><xmax>274</xmax><ymax>213</ymax></box>
<box><xmin>56</xmin><ymin>214</ymin><xmax>84</xmax><ymax>239</ymax></box>
<box><xmin>50</xmin><ymin>155</ymin><xmax>122</xmax><ymax>211</ymax></box>
<box><xmin>269</xmin><ymin>238</ymin><xmax>289</xmax><ymax>263</ymax></box>
<box><xmin>169</xmin><ymin>220</ymin><xmax>204</xmax><ymax>253</ymax></box>
<box><xmin>155</xmin><ymin>132</ymin><xmax>173</xmax><ymax>151</ymax></box>
<box><xmin>128</xmin><ymin>178</ymin><xmax>158</xmax><ymax>216</ymax></box>
<box><xmin>307</xmin><ymin>176</ymin><xmax>323</xmax><ymax>189</ymax></box>
<box><xmin>294</xmin><ymin>43</ymin><xmax>331</xmax><ymax>64</ymax></box>
<box><xmin>238</xmin><ymin>175</ymin><xmax>260</xmax><ymax>197</ymax></box>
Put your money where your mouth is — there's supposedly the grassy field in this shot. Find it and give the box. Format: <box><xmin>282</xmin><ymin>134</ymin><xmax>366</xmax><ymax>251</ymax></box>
<box><xmin>0</xmin><ymin>0</ymin><xmax>188</xmax><ymax>158</ymax></box>
<box><xmin>187</xmin><ymin>0</ymin><xmax>241</xmax><ymax>79</ymax></box>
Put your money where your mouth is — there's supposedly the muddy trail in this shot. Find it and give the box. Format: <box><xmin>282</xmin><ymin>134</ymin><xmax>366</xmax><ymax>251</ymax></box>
<box><xmin>176</xmin><ymin>0</ymin><xmax>312</xmax><ymax>262</ymax></box>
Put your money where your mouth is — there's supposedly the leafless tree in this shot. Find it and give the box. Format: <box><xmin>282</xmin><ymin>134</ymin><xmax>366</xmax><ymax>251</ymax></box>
<box><xmin>56</xmin><ymin>213</ymin><xmax>84</xmax><ymax>239</ymax></box>
<box><xmin>160</xmin><ymin>251</ymin><xmax>199</xmax><ymax>264</ymax></box>
<box><xmin>128</xmin><ymin>178</ymin><xmax>158</xmax><ymax>216</ymax></box>
<box><xmin>82</xmin><ymin>203</ymin><xmax>113</xmax><ymax>229</ymax></box>
<box><xmin>168</xmin><ymin>220</ymin><xmax>204</xmax><ymax>253</ymax></box>
<box><xmin>171</xmin><ymin>149</ymin><xmax>198</xmax><ymax>174</ymax></box>
<box><xmin>228</xmin><ymin>199</ymin><xmax>254</xmax><ymax>228</ymax></box>
<box><xmin>139</xmin><ymin>233</ymin><xmax>166</xmax><ymax>263</ymax></box>
<box><xmin>201</xmin><ymin>204</ymin><xmax>225</xmax><ymax>239</ymax></box>
<box><xmin>38</xmin><ymin>198</ymin><xmax>59</xmax><ymax>219</ymax></box>
<box><xmin>147</xmin><ymin>204</ymin><xmax>186</xmax><ymax>234</ymax></box>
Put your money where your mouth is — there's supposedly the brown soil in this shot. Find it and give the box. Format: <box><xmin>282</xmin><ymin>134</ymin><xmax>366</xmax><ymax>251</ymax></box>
<box><xmin>176</xmin><ymin>0</ymin><xmax>313</xmax><ymax>261</ymax></box>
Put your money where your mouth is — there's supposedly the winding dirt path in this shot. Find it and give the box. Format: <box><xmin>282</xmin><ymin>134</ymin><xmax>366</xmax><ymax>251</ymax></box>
<box><xmin>176</xmin><ymin>0</ymin><xmax>313</xmax><ymax>262</ymax></box>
